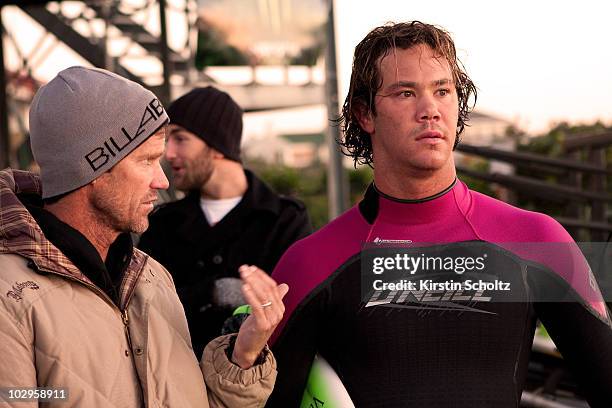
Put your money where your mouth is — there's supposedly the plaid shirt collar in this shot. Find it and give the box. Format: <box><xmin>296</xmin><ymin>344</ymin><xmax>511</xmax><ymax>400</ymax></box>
<box><xmin>0</xmin><ymin>169</ymin><xmax>146</xmax><ymax>309</ymax></box>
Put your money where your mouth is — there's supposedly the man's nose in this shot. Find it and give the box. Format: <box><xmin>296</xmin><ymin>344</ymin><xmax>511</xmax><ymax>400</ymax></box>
<box><xmin>152</xmin><ymin>163</ymin><xmax>170</xmax><ymax>190</ymax></box>
<box><xmin>416</xmin><ymin>94</ymin><xmax>441</xmax><ymax>122</ymax></box>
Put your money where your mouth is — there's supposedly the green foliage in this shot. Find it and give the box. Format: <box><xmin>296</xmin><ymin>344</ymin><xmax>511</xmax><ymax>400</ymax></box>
<box><xmin>258</xmin><ymin>166</ymin><xmax>301</xmax><ymax>195</ymax></box>
<box><xmin>290</xmin><ymin>24</ymin><xmax>326</xmax><ymax>66</ymax></box>
<box><xmin>301</xmin><ymin>194</ymin><xmax>328</xmax><ymax>231</ymax></box>
<box><xmin>290</xmin><ymin>43</ymin><xmax>324</xmax><ymax>66</ymax></box>
<box><xmin>459</xmin><ymin>159</ymin><xmax>496</xmax><ymax>198</ymax></box>
<box><xmin>515</xmin><ymin>121</ymin><xmax>612</xmax><ymax>221</ymax></box>
<box><xmin>518</xmin><ymin>121</ymin><xmax>609</xmax><ymax>157</ymax></box>
<box><xmin>195</xmin><ymin>23</ymin><xmax>248</xmax><ymax>68</ymax></box>
<box><xmin>260</xmin><ymin>164</ymin><xmax>328</xmax><ymax>229</ymax></box>
<box><xmin>517</xmin><ymin>124</ymin><xmax>564</xmax><ymax>157</ymax></box>
<box><xmin>349</xmin><ymin>166</ymin><xmax>373</xmax><ymax>203</ymax></box>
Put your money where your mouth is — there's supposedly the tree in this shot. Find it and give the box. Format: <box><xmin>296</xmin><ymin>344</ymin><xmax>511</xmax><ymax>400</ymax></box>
<box><xmin>195</xmin><ymin>17</ymin><xmax>249</xmax><ymax>68</ymax></box>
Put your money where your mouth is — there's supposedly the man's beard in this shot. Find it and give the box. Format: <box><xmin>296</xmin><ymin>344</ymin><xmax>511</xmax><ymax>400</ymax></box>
<box><xmin>173</xmin><ymin>155</ymin><xmax>214</xmax><ymax>191</ymax></box>
<box><xmin>91</xmin><ymin>188</ymin><xmax>149</xmax><ymax>235</ymax></box>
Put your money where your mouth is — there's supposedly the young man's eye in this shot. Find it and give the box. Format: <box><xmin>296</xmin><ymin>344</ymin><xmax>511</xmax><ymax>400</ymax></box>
<box><xmin>399</xmin><ymin>90</ymin><xmax>414</xmax><ymax>98</ymax></box>
<box><xmin>170</xmin><ymin>134</ymin><xmax>185</xmax><ymax>143</ymax></box>
<box><xmin>437</xmin><ymin>88</ymin><xmax>451</xmax><ymax>96</ymax></box>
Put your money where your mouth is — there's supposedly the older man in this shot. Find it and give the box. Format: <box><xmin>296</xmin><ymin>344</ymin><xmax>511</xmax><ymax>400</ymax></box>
<box><xmin>0</xmin><ymin>66</ymin><xmax>285</xmax><ymax>407</ymax></box>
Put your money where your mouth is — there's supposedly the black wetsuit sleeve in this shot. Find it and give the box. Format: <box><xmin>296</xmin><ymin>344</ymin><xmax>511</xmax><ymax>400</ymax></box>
<box><xmin>266</xmin><ymin>288</ymin><xmax>328</xmax><ymax>407</ymax></box>
<box><xmin>535</xmin><ymin>301</ymin><xmax>612</xmax><ymax>407</ymax></box>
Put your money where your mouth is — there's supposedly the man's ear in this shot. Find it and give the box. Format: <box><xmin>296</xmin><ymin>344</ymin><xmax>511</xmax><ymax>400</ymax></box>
<box><xmin>354</xmin><ymin>102</ymin><xmax>375</xmax><ymax>134</ymax></box>
<box><xmin>210</xmin><ymin>149</ymin><xmax>225</xmax><ymax>160</ymax></box>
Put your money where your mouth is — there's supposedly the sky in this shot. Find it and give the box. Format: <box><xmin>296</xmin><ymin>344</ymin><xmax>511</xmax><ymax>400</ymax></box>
<box><xmin>333</xmin><ymin>0</ymin><xmax>612</xmax><ymax>133</ymax></box>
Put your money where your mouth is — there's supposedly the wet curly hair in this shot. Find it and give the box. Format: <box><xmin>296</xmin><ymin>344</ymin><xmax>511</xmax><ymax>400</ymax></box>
<box><xmin>338</xmin><ymin>21</ymin><xmax>477</xmax><ymax>167</ymax></box>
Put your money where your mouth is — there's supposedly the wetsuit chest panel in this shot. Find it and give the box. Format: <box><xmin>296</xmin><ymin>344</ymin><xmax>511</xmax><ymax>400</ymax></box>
<box><xmin>315</xmin><ymin>249</ymin><xmax>537</xmax><ymax>407</ymax></box>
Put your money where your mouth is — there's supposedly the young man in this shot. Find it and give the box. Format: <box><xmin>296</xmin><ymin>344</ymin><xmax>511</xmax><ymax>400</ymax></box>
<box><xmin>267</xmin><ymin>22</ymin><xmax>612</xmax><ymax>406</ymax></box>
<box><xmin>0</xmin><ymin>67</ymin><xmax>286</xmax><ymax>407</ymax></box>
<box><xmin>139</xmin><ymin>86</ymin><xmax>311</xmax><ymax>357</ymax></box>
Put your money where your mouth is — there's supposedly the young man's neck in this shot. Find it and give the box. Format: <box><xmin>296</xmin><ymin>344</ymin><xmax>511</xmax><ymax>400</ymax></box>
<box><xmin>201</xmin><ymin>160</ymin><xmax>248</xmax><ymax>200</ymax></box>
<box><xmin>45</xmin><ymin>193</ymin><xmax>118</xmax><ymax>261</ymax></box>
<box><xmin>373</xmin><ymin>166</ymin><xmax>457</xmax><ymax>201</ymax></box>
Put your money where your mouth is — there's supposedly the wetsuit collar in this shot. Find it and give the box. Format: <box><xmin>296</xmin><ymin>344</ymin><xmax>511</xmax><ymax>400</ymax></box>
<box><xmin>359</xmin><ymin>178</ymin><xmax>470</xmax><ymax>225</ymax></box>
<box><xmin>373</xmin><ymin>178</ymin><xmax>457</xmax><ymax>204</ymax></box>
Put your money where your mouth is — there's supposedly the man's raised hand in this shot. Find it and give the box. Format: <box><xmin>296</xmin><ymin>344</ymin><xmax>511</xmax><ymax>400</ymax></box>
<box><xmin>231</xmin><ymin>265</ymin><xmax>289</xmax><ymax>369</ymax></box>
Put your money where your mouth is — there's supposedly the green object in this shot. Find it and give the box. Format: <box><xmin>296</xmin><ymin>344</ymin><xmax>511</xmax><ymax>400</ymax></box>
<box><xmin>537</xmin><ymin>324</ymin><xmax>550</xmax><ymax>338</ymax></box>
<box><xmin>300</xmin><ymin>355</ymin><xmax>355</xmax><ymax>408</ymax></box>
<box><xmin>232</xmin><ymin>305</ymin><xmax>252</xmax><ymax>316</ymax></box>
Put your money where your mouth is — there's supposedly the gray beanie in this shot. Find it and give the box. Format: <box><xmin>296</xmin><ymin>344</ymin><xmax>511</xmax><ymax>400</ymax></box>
<box><xmin>29</xmin><ymin>66</ymin><xmax>169</xmax><ymax>199</ymax></box>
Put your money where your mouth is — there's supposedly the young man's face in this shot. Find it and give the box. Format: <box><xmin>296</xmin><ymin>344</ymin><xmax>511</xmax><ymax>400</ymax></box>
<box><xmin>358</xmin><ymin>44</ymin><xmax>459</xmax><ymax>177</ymax></box>
<box><xmin>164</xmin><ymin>124</ymin><xmax>216</xmax><ymax>191</ymax></box>
<box><xmin>90</xmin><ymin>128</ymin><xmax>169</xmax><ymax>234</ymax></box>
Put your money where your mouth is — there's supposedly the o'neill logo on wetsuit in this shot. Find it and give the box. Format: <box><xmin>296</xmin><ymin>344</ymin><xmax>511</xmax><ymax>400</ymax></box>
<box><xmin>365</xmin><ymin>288</ymin><xmax>496</xmax><ymax>314</ymax></box>
<box><xmin>84</xmin><ymin>98</ymin><xmax>165</xmax><ymax>171</ymax></box>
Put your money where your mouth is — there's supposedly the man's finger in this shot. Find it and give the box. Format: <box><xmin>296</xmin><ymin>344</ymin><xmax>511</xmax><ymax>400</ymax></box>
<box><xmin>240</xmin><ymin>265</ymin><xmax>276</xmax><ymax>304</ymax></box>
<box><xmin>240</xmin><ymin>265</ymin><xmax>284</xmax><ymax>322</ymax></box>
<box><xmin>241</xmin><ymin>283</ymin><xmax>269</xmax><ymax>330</ymax></box>
<box><xmin>244</xmin><ymin>265</ymin><xmax>283</xmax><ymax>304</ymax></box>
<box><xmin>278</xmin><ymin>283</ymin><xmax>289</xmax><ymax>300</ymax></box>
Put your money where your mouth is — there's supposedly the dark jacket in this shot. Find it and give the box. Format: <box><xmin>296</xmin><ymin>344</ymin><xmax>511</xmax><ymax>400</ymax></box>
<box><xmin>139</xmin><ymin>170</ymin><xmax>312</xmax><ymax>357</ymax></box>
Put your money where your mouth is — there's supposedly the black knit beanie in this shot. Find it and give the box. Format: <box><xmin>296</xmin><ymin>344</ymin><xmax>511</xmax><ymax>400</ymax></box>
<box><xmin>167</xmin><ymin>86</ymin><xmax>243</xmax><ymax>162</ymax></box>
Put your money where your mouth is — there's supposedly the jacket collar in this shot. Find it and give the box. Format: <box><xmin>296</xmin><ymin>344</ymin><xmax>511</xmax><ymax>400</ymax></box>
<box><xmin>167</xmin><ymin>170</ymin><xmax>282</xmax><ymax>248</ymax></box>
<box><xmin>27</xmin><ymin>204</ymin><xmax>133</xmax><ymax>305</ymax></box>
<box><xmin>185</xmin><ymin>169</ymin><xmax>282</xmax><ymax>216</ymax></box>
<box><xmin>0</xmin><ymin>169</ymin><xmax>146</xmax><ymax>309</ymax></box>
<box><xmin>239</xmin><ymin>169</ymin><xmax>282</xmax><ymax>215</ymax></box>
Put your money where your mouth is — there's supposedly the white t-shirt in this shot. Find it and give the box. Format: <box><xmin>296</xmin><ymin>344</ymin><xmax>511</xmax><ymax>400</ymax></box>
<box><xmin>200</xmin><ymin>196</ymin><xmax>243</xmax><ymax>225</ymax></box>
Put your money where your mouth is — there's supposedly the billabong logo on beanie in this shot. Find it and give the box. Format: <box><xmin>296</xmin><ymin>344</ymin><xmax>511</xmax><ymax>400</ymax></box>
<box><xmin>29</xmin><ymin>66</ymin><xmax>169</xmax><ymax>199</ymax></box>
<box><xmin>84</xmin><ymin>98</ymin><xmax>166</xmax><ymax>172</ymax></box>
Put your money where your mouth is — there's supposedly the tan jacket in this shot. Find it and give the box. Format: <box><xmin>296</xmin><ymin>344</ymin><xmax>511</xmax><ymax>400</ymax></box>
<box><xmin>0</xmin><ymin>169</ymin><xmax>276</xmax><ymax>407</ymax></box>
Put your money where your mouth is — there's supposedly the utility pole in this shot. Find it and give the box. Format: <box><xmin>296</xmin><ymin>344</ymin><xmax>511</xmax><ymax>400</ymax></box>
<box><xmin>158</xmin><ymin>0</ymin><xmax>171</xmax><ymax>106</ymax></box>
<box><xmin>0</xmin><ymin>7</ymin><xmax>10</xmax><ymax>169</ymax></box>
<box><xmin>324</xmin><ymin>0</ymin><xmax>348</xmax><ymax>218</ymax></box>
<box><xmin>101</xmin><ymin>0</ymin><xmax>112</xmax><ymax>70</ymax></box>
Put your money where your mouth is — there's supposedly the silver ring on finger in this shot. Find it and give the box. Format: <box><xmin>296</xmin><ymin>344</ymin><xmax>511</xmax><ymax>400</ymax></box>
<box><xmin>260</xmin><ymin>301</ymin><xmax>273</xmax><ymax>308</ymax></box>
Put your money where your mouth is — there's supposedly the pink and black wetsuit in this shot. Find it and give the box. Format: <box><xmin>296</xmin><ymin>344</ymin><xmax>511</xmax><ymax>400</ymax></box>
<box><xmin>267</xmin><ymin>179</ymin><xmax>612</xmax><ymax>407</ymax></box>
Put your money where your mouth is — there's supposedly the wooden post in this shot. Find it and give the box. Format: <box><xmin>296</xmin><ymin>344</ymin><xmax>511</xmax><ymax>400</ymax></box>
<box><xmin>588</xmin><ymin>148</ymin><xmax>607</xmax><ymax>241</ymax></box>
<box><xmin>563</xmin><ymin>150</ymin><xmax>583</xmax><ymax>240</ymax></box>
